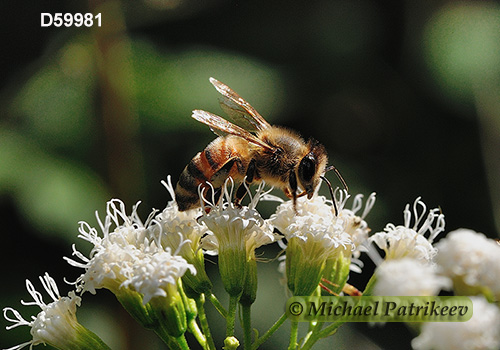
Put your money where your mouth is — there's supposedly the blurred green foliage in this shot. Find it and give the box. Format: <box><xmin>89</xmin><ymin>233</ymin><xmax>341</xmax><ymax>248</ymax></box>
<box><xmin>423</xmin><ymin>3</ymin><xmax>500</xmax><ymax>105</ymax></box>
<box><xmin>1</xmin><ymin>0</ymin><xmax>499</xmax><ymax>349</ymax></box>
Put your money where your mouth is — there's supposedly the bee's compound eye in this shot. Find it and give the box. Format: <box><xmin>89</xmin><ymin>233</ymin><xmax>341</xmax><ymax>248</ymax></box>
<box><xmin>299</xmin><ymin>154</ymin><xmax>316</xmax><ymax>182</ymax></box>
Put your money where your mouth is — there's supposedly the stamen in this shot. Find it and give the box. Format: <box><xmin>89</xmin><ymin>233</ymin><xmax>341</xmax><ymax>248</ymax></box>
<box><xmin>351</xmin><ymin>194</ymin><xmax>364</xmax><ymax>214</ymax></box>
<box><xmin>160</xmin><ymin>175</ymin><xmax>176</xmax><ymax>201</ymax></box>
<box><xmin>362</xmin><ymin>192</ymin><xmax>377</xmax><ymax>219</ymax></box>
<box><xmin>412</xmin><ymin>197</ymin><xmax>427</xmax><ymax>230</ymax></box>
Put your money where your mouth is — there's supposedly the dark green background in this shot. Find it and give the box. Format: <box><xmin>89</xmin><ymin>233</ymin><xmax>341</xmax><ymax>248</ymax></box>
<box><xmin>1</xmin><ymin>1</ymin><xmax>499</xmax><ymax>349</ymax></box>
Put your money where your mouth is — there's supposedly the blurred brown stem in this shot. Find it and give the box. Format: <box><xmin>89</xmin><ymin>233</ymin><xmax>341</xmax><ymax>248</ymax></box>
<box><xmin>89</xmin><ymin>0</ymin><xmax>146</xmax><ymax>204</ymax></box>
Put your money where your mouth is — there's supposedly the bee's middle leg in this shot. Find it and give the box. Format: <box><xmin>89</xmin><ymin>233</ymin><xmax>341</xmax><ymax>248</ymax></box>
<box><xmin>234</xmin><ymin>158</ymin><xmax>257</xmax><ymax>207</ymax></box>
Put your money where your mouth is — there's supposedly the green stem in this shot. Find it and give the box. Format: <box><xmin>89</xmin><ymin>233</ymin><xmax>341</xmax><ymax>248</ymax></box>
<box><xmin>226</xmin><ymin>294</ymin><xmax>240</xmax><ymax>337</ymax></box>
<box><xmin>288</xmin><ymin>321</ymin><xmax>299</xmax><ymax>350</ymax></box>
<box><xmin>252</xmin><ymin>313</ymin><xmax>287</xmax><ymax>350</ymax></box>
<box><xmin>188</xmin><ymin>319</ymin><xmax>206</xmax><ymax>350</ymax></box>
<box><xmin>208</xmin><ymin>292</ymin><xmax>227</xmax><ymax>318</ymax></box>
<box><xmin>175</xmin><ymin>334</ymin><xmax>191</xmax><ymax>350</ymax></box>
<box><xmin>196</xmin><ymin>295</ymin><xmax>216</xmax><ymax>350</ymax></box>
<box><xmin>300</xmin><ymin>321</ymin><xmax>343</xmax><ymax>350</ymax></box>
<box><xmin>300</xmin><ymin>275</ymin><xmax>376</xmax><ymax>350</ymax></box>
<box><xmin>301</xmin><ymin>321</ymin><xmax>322</xmax><ymax>348</ymax></box>
<box><xmin>242</xmin><ymin>304</ymin><xmax>252</xmax><ymax>350</ymax></box>
<box><xmin>153</xmin><ymin>329</ymin><xmax>182</xmax><ymax>350</ymax></box>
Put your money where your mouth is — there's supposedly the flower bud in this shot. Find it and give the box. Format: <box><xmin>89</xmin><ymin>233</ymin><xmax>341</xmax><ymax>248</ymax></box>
<box><xmin>286</xmin><ymin>237</ymin><xmax>326</xmax><ymax>296</ymax></box>
<box><xmin>322</xmin><ymin>250</ymin><xmax>351</xmax><ymax>295</ymax></box>
<box><xmin>240</xmin><ymin>253</ymin><xmax>258</xmax><ymax>306</ymax></box>
<box><xmin>149</xmin><ymin>283</ymin><xmax>187</xmax><ymax>338</ymax></box>
<box><xmin>224</xmin><ymin>336</ymin><xmax>240</xmax><ymax>350</ymax></box>
<box><xmin>114</xmin><ymin>287</ymin><xmax>156</xmax><ymax>329</ymax></box>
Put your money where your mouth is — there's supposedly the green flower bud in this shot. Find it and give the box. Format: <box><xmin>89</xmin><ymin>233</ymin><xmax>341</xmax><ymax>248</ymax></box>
<box><xmin>322</xmin><ymin>250</ymin><xmax>351</xmax><ymax>295</ymax></box>
<box><xmin>114</xmin><ymin>287</ymin><xmax>156</xmax><ymax>329</ymax></box>
<box><xmin>182</xmin><ymin>248</ymin><xmax>213</xmax><ymax>296</ymax></box>
<box><xmin>240</xmin><ymin>253</ymin><xmax>258</xmax><ymax>306</ymax></box>
<box><xmin>218</xmin><ymin>244</ymin><xmax>247</xmax><ymax>297</ymax></box>
<box><xmin>149</xmin><ymin>283</ymin><xmax>187</xmax><ymax>338</ymax></box>
<box><xmin>286</xmin><ymin>237</ymin><xmax>326</xmax><ymax>296</ymax></box>
<box><xmin>178</xmin><ymin>281</ymin><xmax>198</xmax><ymax>323</ymax></box>
<box><xmin>224</xmin><ymin>336</ymin><xmax>240</xmax><ymax>350</ymax></box>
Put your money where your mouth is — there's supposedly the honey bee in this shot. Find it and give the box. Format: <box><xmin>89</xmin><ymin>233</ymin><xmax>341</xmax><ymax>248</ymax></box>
<box><xmin>175</xmin><ymin>77</ymin><xmax>346</xmax><ymax>212</ymax></box>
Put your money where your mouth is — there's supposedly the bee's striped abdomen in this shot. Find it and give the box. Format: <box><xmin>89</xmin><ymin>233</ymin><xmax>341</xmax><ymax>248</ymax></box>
<box><xmin>175</xmin><ymin>153</ymin><xmax>207</xmax><ymax>211</ymax></box>
<box><xmin>175</xmin><ymin>137</ymin><xmax>238</xmax><ymax>211</ymax></box>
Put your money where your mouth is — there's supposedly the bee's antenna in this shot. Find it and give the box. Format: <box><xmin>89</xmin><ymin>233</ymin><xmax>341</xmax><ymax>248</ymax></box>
<box><xmin>325</xmin><ymin>165</ymin><xmax>349</xmax><ymax>192</ymax></box>
<box><xmin>320</xmin><ymin>175</ymin><xmax>338</xmax><ymax>216</ymax></box>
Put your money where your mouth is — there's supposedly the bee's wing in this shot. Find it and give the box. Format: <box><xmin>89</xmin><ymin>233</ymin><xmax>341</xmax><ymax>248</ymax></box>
<box><xmin>192</xmin><ymin>110</ymin><xmax>274</xmax><ymax>151</ymax></box>
<box><xmin>210</xmin><ymin>77</ymin><xmax>272</xmax><ymax>132</ymax></box>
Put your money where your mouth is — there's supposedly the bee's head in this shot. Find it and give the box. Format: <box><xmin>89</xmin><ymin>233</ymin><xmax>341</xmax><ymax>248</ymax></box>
<box><xmin>297</xmin><ymin>139</ymin><xmax>328</xmax><ymax>199</ymax></box>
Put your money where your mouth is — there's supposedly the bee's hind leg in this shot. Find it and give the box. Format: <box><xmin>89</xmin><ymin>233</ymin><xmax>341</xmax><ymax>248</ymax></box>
<box><xmin>234</xmin><ymin>158</ymin><xmax>257</xmax><ymax>208</ymax></box>
<box><xmin>210</xmin><ymin>157</ymin><xmax>238</xmax><ymax>187</ymax></box>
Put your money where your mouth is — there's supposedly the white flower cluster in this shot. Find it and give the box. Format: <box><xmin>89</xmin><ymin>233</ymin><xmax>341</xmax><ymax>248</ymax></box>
<box><xmin>65</xmin><ymin>198</ymin><xmax>195</xmax><ymax>304</ymax></box>
<box><xmin>270</xmin><ymin>194</ymin><xmax>352</xmax><ymax>260</ymax></box>
<box><xmin>271</xmin><ymin>190</ymin><xmax>376</xmax><ymax>276</ymax></box>
<box><xmin>373</xmin><ymin>258</ymin><xmax>451</xmax><ymax>296</ymax></box>
<box><xmin>367</xmin><ymin>197</ymin><xmax>451</xmax><ymax>297</ymax></box>
<box><xmin>270</xmin><ymin>189</ymin><xmax>377</xmax><ymax>298</ymax></box>
<box><xmin>412</xmin><ymin>296</ymin><xmax>500</xmax><ymax>350</ymax></box>
<box><xmin>435</xmin><ymin>228</ymin><xmax>500</xmax><ymax>300</ymax></box>
<box><xmin>364</xmin><ymin>201</ymin><xmax>500</xmax><ymax>350</ymax></box>
<box><xmin>198</xmin><ymin>181</ymin><xmax>280</xmax><ymax>256</ymax></box>
<box><xmin>5</xmin><ymin>170</ymin><xmax>500</xmax><ymax>350</ymax></box>
<box><xmin>3</xmin><ymin>274</ymin><xmax>82</xmax><ymax>350</ymax></box>
<box><xmin>369</xmin><ymin>197</ymin><xmax>445</xmax><ymax>264</ymax></box>
<box><xmin>152</xmin><ymin>176</ymin><xmax>209</xmax><ymax>259</ymax></box>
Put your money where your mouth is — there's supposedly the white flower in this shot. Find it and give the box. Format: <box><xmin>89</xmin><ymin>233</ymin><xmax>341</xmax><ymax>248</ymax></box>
<box><xmin>3</xmin><ymin>274</ymin><xmax>83</xmax><ymax>350</ymax></box>
<box><xmin>147</xmin><ymin>176</ymin><xmax>215</xmax><ymax>295</ymax></box>
<box><xmin>199</xmin><ymin>180</ymin><xmax>279</xmax><ymax>256</ymax></box>
<box><xmin>270</xmin><ymin>193</ymin><xmax>353</xmax><ymax>262</ymax></box>
<box><xmin>121</xmin><ymin>248</ymin><xmax>196</xmax><ymax>304</ymax></box>
<box><xmin>411</xmin><ymin>296</ymin><xmax>500</xmax><ymax>350</ymax></box>
<box><xmin>197</xmin><ymin>179</ymin><xmax>278</xmax><ymax>296</ymax></box>
<box><xmin>373</xmin><ymin>258</ymin><xmax>451</xmax><ymax>296</ymax></box>
<box><xmin>368</xmin><ymin>197</ymin><xmax>445</xmax><ymax>265</ymax></box>
<box><xmin>65</xmin><ymin>199</ymin><xmax>161</xmax><ymax>294</ymax></box>
<box><xmin>152</xmin><ymin>175</ymin><xmax>208</xmax><ymax>258</ymax></box>
<box><xmin>334</xmin><ymin>190</ymin><xmax>376</xmax><ymax>273</ymax></box>
<box><xmin>270</xmin><ymin>192</ymin><xmax>356</xmax><ymax>296</ymax></box>
<box><xmin>270</xmin><ymin>192</ymin><xmax>336</xmax><ymax>234</ymax></box>
<box><xmin>435</xmin><ymin>228</ymin><xmax>500</xmax><ymax>299</ymax></box>
<box><xmin>65</xmin><ymin>199</ymin><xmax>196</xmax><ymax>301</ymax></box>
<box><xmin>337</xmin><ymin>191</ymin><xmax>376</xmax><ymax>257</ymax></box>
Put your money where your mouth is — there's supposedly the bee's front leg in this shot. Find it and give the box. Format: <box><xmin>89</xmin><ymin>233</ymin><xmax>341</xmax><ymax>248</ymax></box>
<box><xmin>234</xmin><ymin>158</ymin><xmax>256</xmax><ymax>208</ymax></box>
<box><xmin>285</xmin><ymin>175</ymin><xmax>307</xmax><ymax>213</ymax></box>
